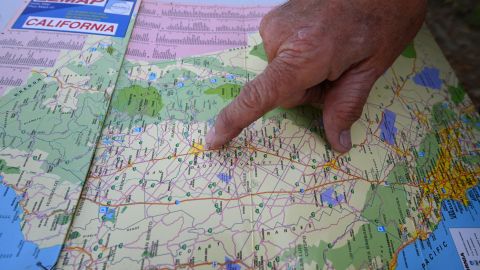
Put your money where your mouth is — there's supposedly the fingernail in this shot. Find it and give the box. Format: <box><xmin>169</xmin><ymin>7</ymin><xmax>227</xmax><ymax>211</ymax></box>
<box><xmin>205</xmin><ymin>127</ymin><xmax>216</xmax><ymax>150</ymax></box>
<box><xmin>339</xmin><ymin>129</ymin><xmax>352</xmax><ymax>150</ymax></box>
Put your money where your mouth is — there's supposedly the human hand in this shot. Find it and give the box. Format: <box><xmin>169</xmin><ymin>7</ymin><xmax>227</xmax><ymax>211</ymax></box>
<box><xmin>205</xmin><ymin>0</ymin><xmax>426</xmax><ymax>152</ymax></box>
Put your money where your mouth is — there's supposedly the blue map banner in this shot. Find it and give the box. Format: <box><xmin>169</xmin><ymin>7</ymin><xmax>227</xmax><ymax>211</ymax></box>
<box><xmin>12</xmin><ymin>0</ymin><xmax>137</xmax><ymax>37</ymax></box>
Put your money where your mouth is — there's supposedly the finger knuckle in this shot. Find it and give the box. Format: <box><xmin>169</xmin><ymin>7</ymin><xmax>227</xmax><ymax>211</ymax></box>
<box><xmin>278</xmin><ymin>38</ymin><xmax>322</xmax><ymax>69</ymax></box>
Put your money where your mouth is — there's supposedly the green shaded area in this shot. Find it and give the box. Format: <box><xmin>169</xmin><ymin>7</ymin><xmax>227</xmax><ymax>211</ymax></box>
<box><xmin>281</xmin><ymin>242</ymin><xmax>328</xmax><ymax>269</ymax></box>
<box><xmin>401</xmin><ymin>43</ymin><xmax>416</xmax><ymax>59</ymax></box>
<box><xmin>0</xmin><ymin>159</ymin><xmax>20</xmax><ymax>174</ymax></box>
<box><xmin>386</xmin><ymin>162</ymin><xmax>411</xmax><ymax>184</ymax></box>
<box><xmin>250</xmin><ymin>43</ymin><xmax>268</xmax><ymax>61</ymax></box>
<box><xmin>109</xmin><ymin>57</ymin><xmax>256</xmax><ymax>126</ymax></box>
<box><xmin>462</xmin><ymin>155</ymin><xmax>480</xmax><ymax>166</ymax></box>
<box><xmin>462</xmin><ymin>113</ymin><xmax>480</xmax><ymax>131</ymax></box>
<box><xmin>107</xmin><ymin>45</ymin><xmax>114</xmax><ymax>55</ymax></box>
<box><xmin>205</xmin><ymin>83</ymin><xmax>241</xmax><ymax>101</ymax></box>
<box><xmin>431</xmin><ymin>103</ymin><xmax>456</xmax><ymax>128</ymax></box>
<box><xmin>326</xmin><ymin>185</ymin><xmax>408</xmax><ymax>269</ymax></box>
<box><xmin>68</xmin><ymin>231</ymin><xmax>80</xmax><ymax>240</ymax></box>
<box><xmin>112</xmin><ymin>85</ymin><xmax>163</xmax><ymax>117</ymax></box>
<box><xmin>415</xmin><ymin>132</ymin><xmax>440</xmax><ymax>180</ymax></box>
<box><xmin>0</xmin><ymin>74</ymin><xmax>97</xmax><ymax>183</ymax></box>
<box><xmin>448</xmin><ymin>85</ymin><xmax>466</xmax><ymax>104</ymax></box>
<box><xmin>58</xmin><ymin>214</ymin><xmax>70</xmax><ymax>225</ymax></box>
<box><xmin>0</xmin><ymin>34</ymin><xmax>131</xmax><ymax>184</ymax></box>
<box><xmin>182</xmin><ymin>56</ymin><xmax>256</xmax><ymax>78</ymax></box>
<box><xmin>142</xmin><ymin>250</ymin><xmax>155</xmax><ymax>258</ymax></box>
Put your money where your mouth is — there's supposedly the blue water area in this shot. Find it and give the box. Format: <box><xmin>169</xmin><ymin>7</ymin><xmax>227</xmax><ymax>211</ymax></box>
<box><xmin>320</xmin><ymin>187</ymin><xmax>343</xmax><ymax>206</ymax></box>
<box><xmin>413</xmin><ymin>67</ymin><xmax>442</xmax><ymax>90</ymax></box>
<box><xmin>102</xmin><ymin>136</ymin><xmax>113</xmax><ymax>145</ymax></box>
<box><xmin>226</xmin><ymin>74</ymin><xmax>236</xmax><ymax>80</ymax></box>
<box><xmin>99</xmin><ymin>206</ymin><xmax>115</xmax><ymax>221</ymax></box>
<box><xmin>397</xmin><ymin>185</ymin><xmax>480</xmax><ymax>270</ymax></box>
<box><xmin>99</xmin><ymin>206</ymin><xmax>108</xmax><ymax>214</ymax></box>
<box><xmin>177</xmin><ymin>82</ymin><xmax>184</xmax><ymax>88</ymax></box>
<box><xmin>217</xmin><ymin>173</ymin><xmax>232</xmax><ymax>184</ymax></box>
<box><xmin>225</xmin><ymin>257</ymin><xmax>241</xmax><ymax>270</ymax></box>
<box><xmin>105</xmin><ymin>209</ymin><xmax>115</xmax><ymax>221</ymax></box>
<box><xmin>210</xmin><ymin>78</ymin><xmax>217</xmax><ymax>83</ymax></box>
<box><xmin>380</xmin><ymin>109</ymin><xmax>397</xmax><ymax>145</ymax></box>
<box><xmin>0</xmin><ymin>182</ymin><xmax>62</xmax><ymax>269</ymax></box>
<box><xmin>377</xmin><ymin>226</ymin><xmax>386</xmax><ymax>232</ymax></box>
<box><xmin>148</xmin><ymin>72</ymin><xmax>157</xmax><ymax>81</ymax></box>
<box><xmin>133</xmin><ymin>127</ymin><xmax>142</xmax><ymax>133</ymax></box>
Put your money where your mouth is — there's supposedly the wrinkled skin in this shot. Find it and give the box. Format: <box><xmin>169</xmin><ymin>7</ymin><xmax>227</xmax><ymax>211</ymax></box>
<box><xmin>206</xmin><ymin>0</ymin><xmax>427</xmax><ymax>153</ymax></box>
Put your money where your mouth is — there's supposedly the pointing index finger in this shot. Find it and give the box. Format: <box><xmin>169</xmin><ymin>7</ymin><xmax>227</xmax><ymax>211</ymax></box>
<box><xmin>205</xmin><ymin>58</ymin><xmax>296</xmax><ymax>149</ymax></box>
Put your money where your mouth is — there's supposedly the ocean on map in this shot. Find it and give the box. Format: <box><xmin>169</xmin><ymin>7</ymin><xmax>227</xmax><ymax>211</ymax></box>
<box><xmin>0</xmin><ymin>180</ymin><xmax>61</xmax><ymax>269</ymax></box>
<box><xmin>396</xmin><ymin>184</ymin><xmax>480</xmax><ymax>270</ymax></box>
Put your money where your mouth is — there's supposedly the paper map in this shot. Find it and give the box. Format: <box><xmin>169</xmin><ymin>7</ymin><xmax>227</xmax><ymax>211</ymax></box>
<box><xmin>1</xmin><ymin>0</ymin><xmax>480</xmax><ymax>269</ymax></box>
<box><xmin>0</xmin><ymin>0</ymin><xmax>140</xmax><ymax>269</ymax></box>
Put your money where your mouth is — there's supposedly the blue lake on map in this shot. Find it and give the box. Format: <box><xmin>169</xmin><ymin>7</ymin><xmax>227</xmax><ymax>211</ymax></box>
<box><xmin>396</xmin><ymin>185</ymin><xmax>480</xmax><ymax>270</ymax></box>
<box><xmin>0</xmin><ymin>180</ymin><xmax>61</xmax><ymax>269</ymax></box>
<box><xmin>413</xmin><ymin>66</ymin><xmax>442</xmax><ymax>90</ymax></box>
<box><xmin>380</xmin><ymin>109</ymin><xmax>397</xmax><ymax>145</ymax></box>
<box><xmin>320</xmin><ymin>187</ymin><xmax>344</xmax><ymax>206</ymax></box>
<box><xmin>217</xmin><ymin>173</ymin><xmax>232</xmax><ymax>184</ymax></box>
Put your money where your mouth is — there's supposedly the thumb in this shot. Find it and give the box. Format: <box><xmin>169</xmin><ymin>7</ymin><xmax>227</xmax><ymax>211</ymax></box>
<box><xmin>205</xmin><ymin>58</ymin><xmax>300</xmax><ymax>149</ymax></box>
<box><xmin>322</xmin><ymin>68</ymin><xmax>377</xmax><ymax>153</ymax></box>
